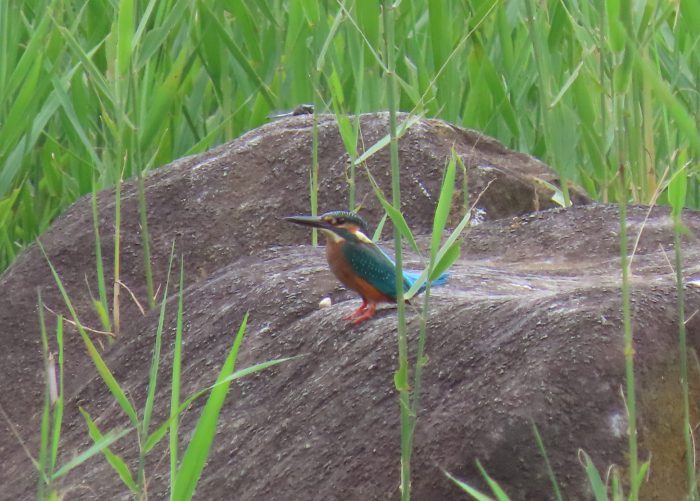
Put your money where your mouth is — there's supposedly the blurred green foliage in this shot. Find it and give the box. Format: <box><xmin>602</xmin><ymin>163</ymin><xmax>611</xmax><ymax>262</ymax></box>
<box><xmin>1</xmin><ymin>0</ymin><xmax>699</xmax><ymax>272</ymax></box>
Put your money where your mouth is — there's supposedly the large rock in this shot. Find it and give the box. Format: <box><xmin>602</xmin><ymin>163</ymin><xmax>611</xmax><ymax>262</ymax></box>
<box><xmin>1</xmin><ymin>113</ymin><xmax>697</xmax><ymax>499</ymax></box>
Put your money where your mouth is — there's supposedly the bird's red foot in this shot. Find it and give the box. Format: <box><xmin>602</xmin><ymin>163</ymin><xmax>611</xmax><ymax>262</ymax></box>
<box><xmin>342</xmin><ymin>299</ymin><xmax>368</xmax><ymax>321</ymax></box>
<box><xmin>350</xmin><ymin>303</ymin><xmax>377</xmax><ymax>325</ymax></box>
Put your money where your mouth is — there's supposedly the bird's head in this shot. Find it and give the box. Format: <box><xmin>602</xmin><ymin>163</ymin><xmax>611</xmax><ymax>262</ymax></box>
<box><xmin>285</xmin><ymin>210</ymin><xmax>372</xmax><ymax>244</ymax></box>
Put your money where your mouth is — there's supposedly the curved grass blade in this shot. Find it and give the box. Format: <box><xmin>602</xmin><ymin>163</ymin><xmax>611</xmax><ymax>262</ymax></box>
<box><xmin>475</xmin><ymin>460</ymin><xmax>511</xmax><ymax>500</ymax></box>
<box><xmin>142</xmin><ymin>244</ymin><xmax>176</xmax><ymax>439</ymax></box>
<box><xmin>432</xmin><ymin>152</ymin><xmax>457</xmax><ymax>258</ymax></box>
<box><xmin>50</xmin><ymin>314</ymin><xmax>64</xmax><ymax>471</ymax></box>
<box><xmin>146</xmin><ymin>355</ymin><xmax>297</xmax><ymax>454</ymax></box>
<box><xmin>172</xmin><ymin>313</ymin><xmax>249</xmax><ymax>500</ymax></box>
<box><xmin>531</xmin><ymin>422</ymin><xmax>563</xmax><ymax>501</ymax></box>
<box><xmin>51</xmin><ymin>427</ymin><xmax>131</xmax><ymax>480</ymax></box>
<box><xmin>199</xmin><ymin>3</ymin><xmax>275</xmax><ymax>107</ymax></box>
<box><xmin>79</xmin><ymin>407</ymin><xmax>137</xmax><ymax>492</ymax></box>
<box><xmin>444</xmin><ymin>468</ymin><xmax>496</xmax><ymax>501</ymax></box>
<box><xmin>170</xmin><ymin>257</ymin><xmax>185</xmax><ymax>484</ymax></box>
<box><xmin>579</xmin><ymin>450</ymin><xmax>608</xmax><ymax>501</ymax></box>
<box><xmin>353</xmin><ymin>113</ymin><xmax>422</xmax><ymax>167</ymax></box>
<box><xmin>40</xmin><ymin>242</ymin><xmax>138</xmax><ymax>426</ymax></box>
<box><xmin>363</xmin><ymin>165</ymin><xmax>419</xmax><ymax>254</ymax></box>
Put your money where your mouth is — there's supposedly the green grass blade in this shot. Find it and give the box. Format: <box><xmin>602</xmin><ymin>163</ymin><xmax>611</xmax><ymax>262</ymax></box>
<box><xmin>54</xmin><ymin>24</ymin><xmax>114</xmax><ymax>105</ymax></box>
<box><xmin>363</xmin><ymin>166</ymin><xmax>419</xmax><ymax>254</ymax></box>
<box><xmin>668</xmin><ymin>166</ymin><xmax>688</xmax><ymax>217</ymax></box>
<box><xmin>475</xmin><ymin>460</ymin><xmax>511</xmax><ymax>501</ymax></box>
<box><xmin>92</xmin><ymin>300</ymin><xmax>112</xmax><ymax>335</ymax></box>
<box><xmin>382</xmin><ymin>4</ymin><xmax>414</xmax><ymax>500</ymax></box>
<box><xmin>50</xmin><ymin>315</ymin><xmax>64</xmax><ymax>472</ymax></box>
<box><xmin>580</xmin><ymin>450</ymin><xmax>608</xmax><ymax>501</ymax></box>
<box><xmin>51</xmin><ymin>427</ymin><xmax>132</xmax><ymax>480</ymax></box>
<box><xmin>0</xmin><ymin>6</ymin><xmax>51</xmax><ymax>111</ymax></box>
<box><xmin>635</xmin><ymin>459</ymin><xmax>650</xmax><ymax>495</ymax></box>
<box><xmin>618</xmin><ymin>171</ymin><xmax>639</xmax><ymax>498</ymax></box>
<box><xmin>170</xmin><ymin>257</ymin><xmax>185</xmax><ymax>487</ymax></box>
<box><xmin>142</xmin><ymin>244</ymin><xmax>176</xmax><ymax>439</ymax></box>
<box><xmin>79</xmin><ymin>407</ymin><xmax>137</xmax><ymax>492</ymax></box>
<box><xmin>444</xmin><ymin>469</ymin><xmax>496</xmax><ymax>501</ymax></box>
<box><xmin>116</xmin><ymin>0</ymin><xmax>135</xmax><ymax>77</ymax></box>
<box><xmin>406</xmin><ymin>203</ymin><xmax>472</xmax><ymax>299</ymax></box>
<box><xmin>203</xmin><ymin>357</ymin><xmax>299</xmax><ymax>391</ymax></box>
<box><xmin>199</xmin><ymin>3</ymin><xmax>275</xmax><ymax>107</ymax></box>
<box><xmin>40</xmin><ymin>243</ymin><xmax>139</xmax><ymax>426</ymax></box>
<box><xmin>0</xmin><ymin>141</ymin><xmax>27</xmax><ymax>203</ymax></box>
<box><xmin>113</xmin><ymin>173</ymin><xmax>122</xmax><ymax>336</ymax></box>
<box><xmin>139</xmin><ymin>48</ymin><xmax>188</xmax><ymax>152</ymax></box>
<box><xmin>670</xmin><ymin>163</ymin><xmax>695</xmax><ymax>499</ymax></box>
<box><xmin>431</xmin><ymin>152</ymin><xmax>457</xmax><ymax>258</ymax></box>
<box><xmin>132</xmin><ymin>0</ymin><xmax>158</xmax><ymax>50</ymax></box>
<box><xmin>531</xmin><ymin>422</ymin><xmax>563</xmax><ymax>501</ymax></box>
<box><xmin>49</xmin><ymin>74</ymin><xmax>99</xmax><ymax>167</ymax></box>
<box><xmin>352</xmin><ymin>114</ymin><xmax>422</xmax><ymax>167</ymax></box>
<box><xmin>310</xmin><ymin>100</ymin><xmax>319</xmax><ymax>247</ymax></box>
<box><xmin>136</xmin><ymin>0</ymin><xmax>191</xmax><ymax>68</ymax></box>
<box><xmin>612</xmin><ymin>467</ymin><xmax>623</xmax><ymax>501</ymax></box>
<box><xmin>316</xmin><ymin>4</ymin><xmax>345</xmax><ymax>71</ymax></box>
<box><xmin>631</xmin><ymin>43</ymin><xmax>700</xmax><ymax>155</ymax></box>
<box><xmin>137</xmin><ymin>169</ymin><xmax>155</xmax><ymax>309</ymax></box>
<box><xmin>172</xmin><ymin>313</ymin><xmax>249</xmax><ymax>500</ymax></box>
<box><xmin>0</xmin><ymin>53</ymin><xmax>43</xmax><ymax>163</ymax></box>
<box><xmin>37</xmin><ymin>291</ymin><xmax>51</xmax><ymax>496</ymax></box>
<box><xmin>372</xmin><ymin>212</ymin><xmax>388</xmax><ymax>241</ymax></box>
<box><xmin>91</xmin><ymin>185</ymin><xmax>111</xmax><ymax>332</ymax></box>
<box><xmin>430</xmin><ymin>241</ymin><xmax>460</xmax><ymax>281</ymax></box>
<box><xmin>147</xmin><ymin>355</ymin><xmax>295</xmax><ymax>454</ymax></box>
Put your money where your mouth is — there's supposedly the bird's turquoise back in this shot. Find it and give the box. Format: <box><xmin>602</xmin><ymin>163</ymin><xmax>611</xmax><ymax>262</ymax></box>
<box><xmin>341</xmin><ymin>240</ymin><xmax>448</xmax><ymax>300</ymax></box>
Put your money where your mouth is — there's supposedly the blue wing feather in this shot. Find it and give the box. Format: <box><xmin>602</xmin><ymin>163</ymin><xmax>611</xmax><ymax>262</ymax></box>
<box><xmin>342</xmin><ymin>241</ymin><xmax>407</xmax><ymax>299</ymax></box>
<box><xmin>342</xmin><ymin>241</ymin><xmax>449</xmax><ymax>299</ymax></box>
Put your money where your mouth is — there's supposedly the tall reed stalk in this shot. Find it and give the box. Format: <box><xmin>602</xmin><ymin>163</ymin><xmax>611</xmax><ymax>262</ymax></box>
<box><xmin>618</xmin><ymin>166</ymin><xmax>639</xmax><ymax>499</ymax></box>
<box><xmin>669</xmin><ymin>166</ymin><xmax>697</xmax><ymax>498</ymax></box>
<box><xmin>91</xmin><ymin>182</ymin><xmax>111</xmax><ymax>332</ymax></box>
<box><xmin>382</xmin><ymin>2</ymin><xmax>411</xmax><ymax>499</ymax></box>
<box><xmin>310</xmin><ymin>72</ymin><xmax>320</xmax><ymax>247</ymax></box>
<box><xmin>137</xmin><ymin>169</ymin><xmax>155</xmax><ymax>308</ymax></box>
<box><xmin>675</xmin><ymin>203</ymin><xmax>696</xmax><ymax>499</ymax></box>
<box><xmin>113</xmin><ymin>172</ymin><xmax>122</xmax><ymax>337</ymax></box>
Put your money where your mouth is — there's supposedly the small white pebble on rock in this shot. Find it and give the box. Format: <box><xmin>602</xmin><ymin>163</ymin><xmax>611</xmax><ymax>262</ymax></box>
<box><xmin>319</xmin><ymin>297</ymin><xmax>332</xmax><ymax>309</ymax></box>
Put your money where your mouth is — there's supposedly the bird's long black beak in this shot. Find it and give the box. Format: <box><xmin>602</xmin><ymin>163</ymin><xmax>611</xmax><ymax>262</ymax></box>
<box><xmin>284</xmin><ymin>215</ymin><xmax>332</xmax><ymax>230</ymax></box>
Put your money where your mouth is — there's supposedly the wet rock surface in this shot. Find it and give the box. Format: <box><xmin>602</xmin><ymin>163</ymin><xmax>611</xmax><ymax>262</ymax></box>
<box><xmin>0</xmin><ymin>113</ymin><xmax>697</xmax><ymax>500</ymax></box>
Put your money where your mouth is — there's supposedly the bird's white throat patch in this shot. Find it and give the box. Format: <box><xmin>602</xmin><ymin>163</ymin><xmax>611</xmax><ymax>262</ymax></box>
<box><xmin>354</xmin><ymin>230</ymin><xmax>373</xmax><ymax>244</ymax></box>
<box><xmin>320</xmin><ymin>228</ymin><xmax>343</xmax><ymax>243</ymax></box>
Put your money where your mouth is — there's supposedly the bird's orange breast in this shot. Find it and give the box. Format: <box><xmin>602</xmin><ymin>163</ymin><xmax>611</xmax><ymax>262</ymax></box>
<box><xmin>325</xmin><ymin>240</ymin><xmax>393</xmax><ymax>303</ymax></box>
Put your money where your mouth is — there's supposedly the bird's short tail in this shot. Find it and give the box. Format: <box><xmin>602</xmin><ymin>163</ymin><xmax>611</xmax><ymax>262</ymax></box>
<box><xmin>429</xmin><ymin>272</ymin><xmax>449</xmax><ymax>287</ymax></box>
<box><xmin>404</xmin><ymin>270</ymin><xmax>449</xmax><ymax>292</ymax></box>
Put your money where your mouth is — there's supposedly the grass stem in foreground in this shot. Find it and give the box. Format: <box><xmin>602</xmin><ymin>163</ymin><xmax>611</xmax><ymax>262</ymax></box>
<box><xmin>382</xmin><ymin>2</ymin><xmax>411</xmax><ymax>499</ymax></box>
<box><xmin>669</xmin><ymin>166</ymin><xmax>697</xmax><ymax>499</ymax></box>
<box><xmin>618</xmin><ymin>167</ymin><xmax>639</xmax><ymax>499</ymax></box>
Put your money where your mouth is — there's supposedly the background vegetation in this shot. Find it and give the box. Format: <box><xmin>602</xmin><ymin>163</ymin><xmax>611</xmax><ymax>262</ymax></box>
<box><xmin>2</xmin><ymin>0</ymin><xmax>699</xmax><ymax>274</ymax></box>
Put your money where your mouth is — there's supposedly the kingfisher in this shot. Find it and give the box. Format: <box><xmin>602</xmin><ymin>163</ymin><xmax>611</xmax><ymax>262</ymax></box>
<box><xmin>285</xmin><ymin>210</ymin><xmax>448</xmax><ymax>324</ymax></box>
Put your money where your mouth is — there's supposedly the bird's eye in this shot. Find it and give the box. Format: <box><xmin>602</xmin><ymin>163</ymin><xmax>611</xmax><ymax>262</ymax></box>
<box><xmin>336</xmin><ymin>217</ymin><xmax>345</xmax><ymax>225</ymax></box>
